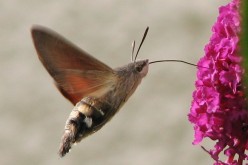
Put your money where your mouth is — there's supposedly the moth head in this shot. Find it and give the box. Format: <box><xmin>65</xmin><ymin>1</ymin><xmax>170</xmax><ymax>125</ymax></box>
<box><xmin>133</xmin><ymin>59</ymin><xmax>149</xmax><ymax>78</ymax></box>
<box><xmin>128</xmin><ymin>27</ymin><xmax>149</xmax><ymax>78</ymax></box>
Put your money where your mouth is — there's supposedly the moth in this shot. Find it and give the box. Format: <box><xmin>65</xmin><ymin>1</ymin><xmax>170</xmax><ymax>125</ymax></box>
<box><xmin>31</xmin><ymin>25</ymin><xmax>198</xmax><ymax>157</ymax></box>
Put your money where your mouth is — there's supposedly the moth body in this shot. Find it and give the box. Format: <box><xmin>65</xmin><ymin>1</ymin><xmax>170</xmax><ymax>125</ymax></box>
<box><xmin>59</xmin><ymin>60</ymin><xmax>149</xmax><ymax>156</ymax></box>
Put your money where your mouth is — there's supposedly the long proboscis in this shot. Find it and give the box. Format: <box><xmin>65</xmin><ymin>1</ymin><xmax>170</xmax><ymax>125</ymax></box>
<box><xmin>149</xmin><ymin>60</ymin><xmax>209</xmax><ymax>69</ymax></box>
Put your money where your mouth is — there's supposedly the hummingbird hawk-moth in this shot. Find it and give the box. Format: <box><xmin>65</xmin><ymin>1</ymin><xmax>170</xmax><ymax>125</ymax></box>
<box><xmin>31</xmin><ymin>25</ymin><xmax>198</xmax><ymax>157</ymax></box>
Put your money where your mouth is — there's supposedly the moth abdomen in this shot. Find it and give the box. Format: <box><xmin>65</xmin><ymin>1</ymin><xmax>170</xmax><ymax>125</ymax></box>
<box><xmin>58</xmin><ymin>97</ymin><xmax>105</xmax><ymax>157</ymax></box>
<box><xmin>59</xmin><ymin>111</ymin><xmax>88</xmax><ymax>157</ymax></box>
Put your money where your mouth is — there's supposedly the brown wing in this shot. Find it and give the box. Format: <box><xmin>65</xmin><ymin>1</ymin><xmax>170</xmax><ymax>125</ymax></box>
<box><xmin>31</xmin><ymin>25</ymin><xmax>116</xmax><ymax>105</ymax></box>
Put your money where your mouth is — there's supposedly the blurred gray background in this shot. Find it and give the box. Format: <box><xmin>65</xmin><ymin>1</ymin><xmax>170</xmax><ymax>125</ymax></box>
<box><xmin>1</xmin><ymin>0</ymin><xmax>229</xmax><ymax>165</ymax></box>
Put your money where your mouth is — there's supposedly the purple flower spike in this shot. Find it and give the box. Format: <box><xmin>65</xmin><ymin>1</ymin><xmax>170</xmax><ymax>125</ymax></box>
<box><xmin>188</xmin><ymin>0</ymin><xmax>248</xmax><ymax>164</ymax></box>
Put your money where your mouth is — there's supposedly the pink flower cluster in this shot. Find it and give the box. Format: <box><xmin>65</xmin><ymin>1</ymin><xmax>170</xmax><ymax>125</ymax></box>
<box><xmin>188</xmin><ymin>0</ymin><xmax>248</xmax><ymax>164</ymax></box>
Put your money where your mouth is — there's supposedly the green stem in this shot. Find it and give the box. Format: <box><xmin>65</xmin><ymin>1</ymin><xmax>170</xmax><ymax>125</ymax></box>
<box><xmin>241</xmin><ymin>0</ymin><xmax>248</xmax><ymax>96</ymax></box>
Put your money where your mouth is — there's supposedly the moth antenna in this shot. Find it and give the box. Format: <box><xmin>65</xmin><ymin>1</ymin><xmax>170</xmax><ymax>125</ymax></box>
<box><xmin>149</xmin><ymin>59</ymin><xmax>209</xmax><ymax>69</ymax></box>
<box><xmin>131</xmin><ymin>40</ymin><xmax>136</xmax><ymax>62</ymax></box>
<box><xmin>134</xmin><ymin>26</ymin><xmax>149</xmax><ymax>62</ymax></box>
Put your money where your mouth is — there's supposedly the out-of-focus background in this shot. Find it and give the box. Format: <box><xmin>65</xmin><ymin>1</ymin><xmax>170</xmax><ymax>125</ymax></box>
<box><xmin>1</xmin><ymin>0</ymin><xmax>229</xmax><ymax>165</ymax></box>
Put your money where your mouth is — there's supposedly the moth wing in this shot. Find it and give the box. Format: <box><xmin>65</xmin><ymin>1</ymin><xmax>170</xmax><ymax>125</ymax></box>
<box><xmin>31</xmin><ymin>25</ymin><xmax>116</xmax><ymax>105</ymax></box>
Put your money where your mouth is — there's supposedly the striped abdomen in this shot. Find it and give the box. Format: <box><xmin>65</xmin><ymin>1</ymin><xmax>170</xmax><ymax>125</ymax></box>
<box><xmin>58</xmin><ymin>96</ymin><xmax>117</xmax><ymax>157</ymax></box>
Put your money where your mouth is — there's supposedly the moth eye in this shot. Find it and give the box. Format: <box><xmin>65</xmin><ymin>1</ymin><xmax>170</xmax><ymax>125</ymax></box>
<box><xmin>135</xmin><ymin>65</ymin><xmax>143</xmax><ymax>72</ymax></box>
